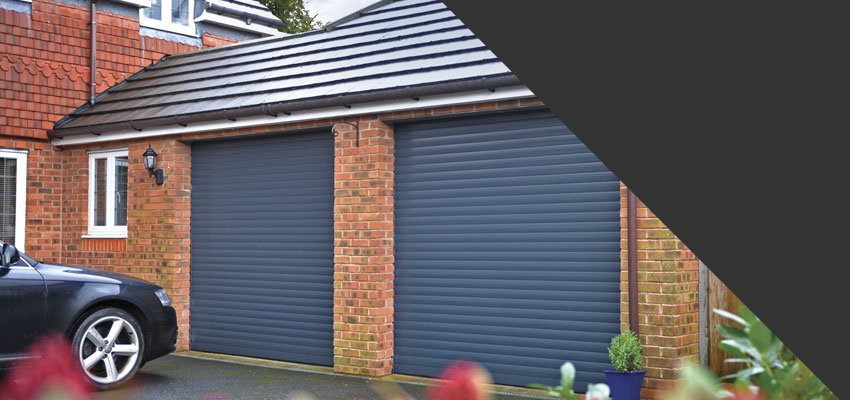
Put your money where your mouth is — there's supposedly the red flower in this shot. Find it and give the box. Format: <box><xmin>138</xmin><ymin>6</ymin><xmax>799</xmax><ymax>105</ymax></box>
<box><xmin>425</xmin><ymin>360</ymin><xmax>492</xmax><ymax>400</ymax></box>
<box><xmin>0</xmin><ymin>333</ymin><xmax>93</xmax><ymax>400</ymax></box>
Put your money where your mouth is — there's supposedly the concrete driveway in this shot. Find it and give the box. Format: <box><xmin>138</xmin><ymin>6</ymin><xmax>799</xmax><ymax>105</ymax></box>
<box><xmin>95</xmin><ymin>353</ymin><xmax>550</xmax><ymax>400</ymax></box>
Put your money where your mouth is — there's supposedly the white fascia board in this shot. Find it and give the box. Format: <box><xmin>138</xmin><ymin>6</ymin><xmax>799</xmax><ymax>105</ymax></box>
<box><xmin>52</xmin><ymin>86</ymin><xmax>536</xmax><ymax>147</ymax></box>
<box><xmin>114</xmin><ymin>0</ymin><xmax>152</xmax><ymax>7</ymax></box>
<box><xmin>195</xmin><ymin>11</ymin><xmax>284</xmax><ymax>37</ymax></box>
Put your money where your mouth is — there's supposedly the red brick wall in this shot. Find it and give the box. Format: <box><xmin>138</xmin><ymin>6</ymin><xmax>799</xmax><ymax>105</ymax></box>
<box><xmin>0</xmin><ymin>0</ymin><xmax>237</xmax><ymax>141</ymax></box>
<box><xmin>60</xmin><ymin>138</ymin><xmax>193</xmax><ymax>347</ymax></box>
<box><xmin>620</xmin><ymin>183</ymin><xmax>700</xmax><ymax>399</ymax></box>
<box><xmin>201</xmin><ymin>32</ymin><xmax>238</xmax><ymax>48</ymax></box>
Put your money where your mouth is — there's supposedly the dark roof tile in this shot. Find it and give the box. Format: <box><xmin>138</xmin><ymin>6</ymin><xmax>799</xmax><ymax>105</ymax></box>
<box><xmin>52</xmin><ymin>0</ymin><xmax>519</xmax><ymax>137</ymax></box>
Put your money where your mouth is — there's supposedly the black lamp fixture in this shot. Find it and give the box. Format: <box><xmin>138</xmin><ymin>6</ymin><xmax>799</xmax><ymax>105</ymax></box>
<box><xmin>143</xmin><ymin>144</ymin><xmax>164</xmax><ymax>185</ymax></box>
<box><xmin>331</xmin><ymin>121</ymin><xmax>360</xmax><ymax>147</ymax></box>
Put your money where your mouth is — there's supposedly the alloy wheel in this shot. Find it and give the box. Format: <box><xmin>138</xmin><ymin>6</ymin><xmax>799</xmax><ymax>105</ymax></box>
<box><xmin>77</xmin><ymin>316</ymin><xmax>140</xmax><ymax>385</ymax></box>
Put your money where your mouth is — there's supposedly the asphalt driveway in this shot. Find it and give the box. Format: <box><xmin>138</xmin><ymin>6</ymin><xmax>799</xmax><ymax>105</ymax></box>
<box><xmin>95</xmin><ymin>354</ymin><xmax>550</xmax><ymax>400</ymax></box>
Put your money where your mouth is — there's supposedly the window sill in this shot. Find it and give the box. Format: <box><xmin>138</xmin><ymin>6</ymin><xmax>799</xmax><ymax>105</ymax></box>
<box><xmin>140</xmin><ymin>18</ymin><xmax>198</xmax><ymax>38</ymax></box>
<box><xmin>82</xmin><ymin>233</ymin><xmax>128</xmax><ymax>239</ymax></box>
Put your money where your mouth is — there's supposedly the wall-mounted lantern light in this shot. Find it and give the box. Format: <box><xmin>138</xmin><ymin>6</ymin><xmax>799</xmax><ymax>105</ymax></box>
<box><xmin>331</xmin><ymin>121</ymin><xmax>360</xmax><ymax>147</ymax></box>
<box><xmin>143</xmin><ymin>144</ymin><xmax>164</xmax><ymax>185</ymax></box>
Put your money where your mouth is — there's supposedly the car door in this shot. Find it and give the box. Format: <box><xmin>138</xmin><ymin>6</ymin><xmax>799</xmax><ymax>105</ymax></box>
<box><xmin>0</xmin><ymin>258</ymin><xmax>48</xmax><ymax>361</ymax></box>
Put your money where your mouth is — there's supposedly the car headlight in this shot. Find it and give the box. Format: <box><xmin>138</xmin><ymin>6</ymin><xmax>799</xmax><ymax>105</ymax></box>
<box><xmin>155</xmin><ymin>288</ymin><xmax>171</xmax><ymax>307</ymax></box>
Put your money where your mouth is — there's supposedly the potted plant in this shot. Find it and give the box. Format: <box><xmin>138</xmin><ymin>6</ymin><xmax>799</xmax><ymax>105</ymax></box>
<box><xmin>605</xmin><ymin>330</ymin><xmax>646</xmax><ymax>400</ymax></box>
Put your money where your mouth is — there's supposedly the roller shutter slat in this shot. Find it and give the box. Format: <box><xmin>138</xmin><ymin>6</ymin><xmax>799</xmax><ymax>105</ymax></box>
<box><xmin>389</xmin><ymin>260</ymin><xmax>618</xmax><ymax>272</ymax></box>
<box><xmin>393</xmin><ymin>111</ymin><xmax>620</xmax><ymax>390</ymax></box>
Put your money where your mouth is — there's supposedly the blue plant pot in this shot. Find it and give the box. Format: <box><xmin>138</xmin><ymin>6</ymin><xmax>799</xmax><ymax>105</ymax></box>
<box><xmin>604</xmin><ymin>370</ymin><xmax>646</xmax><ymax>400</ymax></box>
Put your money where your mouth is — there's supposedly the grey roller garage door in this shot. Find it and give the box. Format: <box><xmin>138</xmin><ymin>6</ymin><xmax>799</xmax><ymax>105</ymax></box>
<box><xmin>190</xmin><ymin>131</ymin><xmax>334</xmax><ymax>366</ymax></box>
<box><xmin>393</xmin><ymin>110</ymin><xmax>621</xmax><ymax>390</ymax></box>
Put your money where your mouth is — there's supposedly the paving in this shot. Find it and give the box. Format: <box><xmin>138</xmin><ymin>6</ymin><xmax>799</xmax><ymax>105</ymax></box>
<box><xmin>95</xmin><ymin>354</ymin><xmax>551</xmax><ymax>400</ymax></box>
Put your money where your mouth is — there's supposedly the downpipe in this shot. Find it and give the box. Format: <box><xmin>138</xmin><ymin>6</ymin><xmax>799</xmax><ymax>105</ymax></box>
<box><xmin>628</xmin><ymin>189</ymin><xmax>639</xmax><ymax>334</ymax></box>
<box><xmin>90</xmin><ymin>0</ymin><xmax>97</xmax><ymax>105</ymax></box>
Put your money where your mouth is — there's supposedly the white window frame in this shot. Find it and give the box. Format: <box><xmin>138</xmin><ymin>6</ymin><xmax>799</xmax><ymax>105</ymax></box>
<box><xmin>0</xmin><ymin>149</ymin><xmax>27</xmax><ymax>252</ymax></box>
<box><xmin>140</xmin><ymin>0</ymin><xmax>196</xmax><ymax>37</ymax></box>
<box><xmin>87</xmin><ymin>149</ymin><xmax>129</xmax><ymax>238</ymax></box>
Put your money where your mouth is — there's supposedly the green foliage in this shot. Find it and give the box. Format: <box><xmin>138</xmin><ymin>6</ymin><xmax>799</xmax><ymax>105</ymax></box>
<box><xmin>661</xmin><ymin>364</ymin><xmax>733</xmax><ymax>400</ymax></box>
<box><xmin>714</xmin><ymin>305</ymin><xmax>836</xmax><ymax>400</ymax></box>
<box><xmin>528</xmin><ymin>362</ymin><xmax>610</xmax><ymax>400</ymax></box>
<box><xmin>257</xmin><ymin>0</ymin><xmax>321</xmax><ymax>34</ymax></box>
<box><xmin>608</xmin><ymin>330</ymin><xmax>644</xmax><ymax>372</ymax></box>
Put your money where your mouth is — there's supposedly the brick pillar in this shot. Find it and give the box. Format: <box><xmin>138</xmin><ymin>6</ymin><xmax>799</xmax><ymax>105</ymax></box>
<box><xmin>332</xmin><ymin>117</ymin><xmax>395</xmax><ymax>377</ymax></box>
<box><xmin>620</xmin><ymin>183</ymin><xmax>700</xmax><ymax>399</ymax></box>
<box><xmin>127</xmin><ymin>139</ymin><xmax>192</xmax><ymax>349</ymax></box>
<box><xmin>22</xmin><ymin>141</ymin><xmax>63</xmax><ymax>262</ymax></box>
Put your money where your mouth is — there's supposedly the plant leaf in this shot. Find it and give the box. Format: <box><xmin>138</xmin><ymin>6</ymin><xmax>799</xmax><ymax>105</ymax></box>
<box><xmin>735</xmin><ymin>366</ymin><xmax>765</xmax><ymax>380</ymax></box>
<box><xmin>560</xmin><ymin>362</ymin><xmax>575</xmax><ymax>389</ymax></box>
<box><xmin>748</xmin><ymin>320</ymin><xmax>774</xmax><ymax>354</ymax></box>
<box><xmin>555</xmin><ymin>387</ymin><xmax>576</xmax><ymax>400</ymax></box>
<box><xmin>714</xmin><ymin>309</ymin><xmax>749</xmax><ymax>327</ymax></box>
<box><xmin>765</xmin><ymin>336</ymin><xmax>784</xmax><ymax>364</ymax></box>
<box><xmin>718</xmin><ymin>341</ymin><xmax>748</xmax><ymax>359</ymax></box>
<box><xmin>722</xmin><ymin>339</ymin><xmax>764</xmax><ymax>363</ymax></box>
<box><xmin>782</xmin><ymin>348</ymin><xmax>795</xmax><ymax>361</ymax></box>
<box><xmin>738</xmin><ymin>305</ymin><xmax>760</xmax><ymax>325</ymax></box>
<box><xmin>527</xmin><ymin>384</ymin><xmax>551</xmax><ymax>390</ymax></box>
<box><xmin>719</xmin><ymin>325</ymin><xmax>748</xmax><ymax>341</ymax></box>
<box><xmin>723</xmin><ymin>358</ymin><xmax>754</xmax><ymax>364</ymax></box>
<box><xmin>586</xmin><ymin>383</ymin><xmax>610</xmax><ymax>400</ymax></box>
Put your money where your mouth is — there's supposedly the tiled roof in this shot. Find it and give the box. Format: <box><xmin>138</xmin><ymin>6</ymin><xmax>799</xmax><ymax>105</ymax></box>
<box><xmin>52</xmin><ymin>0</ymin><xmax>519</xmax><ymax>137</ymax></box>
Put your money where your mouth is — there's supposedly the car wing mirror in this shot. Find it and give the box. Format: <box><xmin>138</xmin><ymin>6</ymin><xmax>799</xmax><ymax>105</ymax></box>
<box><xmin>1</xmin><ymin>243</ymin><xmax>20</xmax><ymax>268</ymax></box>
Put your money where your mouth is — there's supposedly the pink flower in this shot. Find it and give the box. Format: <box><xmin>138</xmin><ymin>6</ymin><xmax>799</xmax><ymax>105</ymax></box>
<box><xmin>425</xmin><ymin>360</ymin><xmax>492</xmax><ymax>400</ymax></box>
<box><xmin>0</xmin><ymin>333</ymin><xmax>94</xmax><ymax>400</ymax></box>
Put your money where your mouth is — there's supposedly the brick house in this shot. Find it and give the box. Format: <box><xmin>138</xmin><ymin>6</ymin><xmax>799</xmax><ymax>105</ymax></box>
<box><xmin>1</xmin><ymin>0</ymin><xmax>281</xmax><ymax>253</ymax></box>
<box><xmin>5</xmin><ymin>0</ymin><xmax>699</xmax><ymax>397</ymax></box>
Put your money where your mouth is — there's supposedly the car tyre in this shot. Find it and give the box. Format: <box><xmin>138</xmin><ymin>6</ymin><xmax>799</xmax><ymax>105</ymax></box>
<box><xmin>71</xmin><ymin>307</ymin><xmax>145</xmax><ymax>389</ymax></box>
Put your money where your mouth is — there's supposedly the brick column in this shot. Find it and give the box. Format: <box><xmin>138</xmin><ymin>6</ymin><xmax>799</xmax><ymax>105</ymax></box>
<box><xmin>127</xmin><ymin>139</ymin><xmax>192</xmax><ymax>349</ymax></box>
<box><xmin>332</xmin><ymin>116</ymin><xmax>395</xmax><ymax>377</ymax></box>
<box><xmin>620</xmin><ymin>183</ymin><xmax>700</xmax><ymax>399</ymax></box>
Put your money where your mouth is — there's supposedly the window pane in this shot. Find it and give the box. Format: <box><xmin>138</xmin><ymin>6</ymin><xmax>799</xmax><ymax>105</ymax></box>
<box><xmin>94</xmin><ymin>158</ymin><xmax>107</xmax><ymax>226</ymax></box>
<box><xmin>143</xmin><ymin>0</ymin><xmax>162</xmax><ymax>20</ymax></box>
<box><xmin>115</xmin><ymin>156</ymin><xmax>128</xmax><ymax>226</ymax></box>
<box><xmin>172</xmin><ymin>0</ymin><xmax>190</xmax><ymax>26</ymax></box>
<box><xmin>0</xmin><ymin>158</ymin><xmax>17</xmax><ymax>244</ymax></box>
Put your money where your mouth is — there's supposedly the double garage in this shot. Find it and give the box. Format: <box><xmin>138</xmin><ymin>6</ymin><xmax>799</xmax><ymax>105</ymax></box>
<box><xmin>187</xmin><ymin>109</ymin><xmax>621</xmax><ymax>388</ymax></box>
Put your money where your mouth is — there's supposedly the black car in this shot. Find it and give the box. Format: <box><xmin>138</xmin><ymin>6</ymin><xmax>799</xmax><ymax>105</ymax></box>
<box><xmin>0</xmin><ymin>241</ymin><xmax>177</xmax><ymax>388</ymax></box>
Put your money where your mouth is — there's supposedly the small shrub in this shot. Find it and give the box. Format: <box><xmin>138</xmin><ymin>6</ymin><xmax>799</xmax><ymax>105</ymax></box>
<box><xmin>608</xmin><ymin>330</ymin><xmax>644</xmax><ymax>372</ymax></box>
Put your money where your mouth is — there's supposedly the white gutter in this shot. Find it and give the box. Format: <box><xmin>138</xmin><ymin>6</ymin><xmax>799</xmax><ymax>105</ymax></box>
<box><xmin>52</xmin><ymin>86</ymin><xmax>536</xmax><ymax>146</ymax></box>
